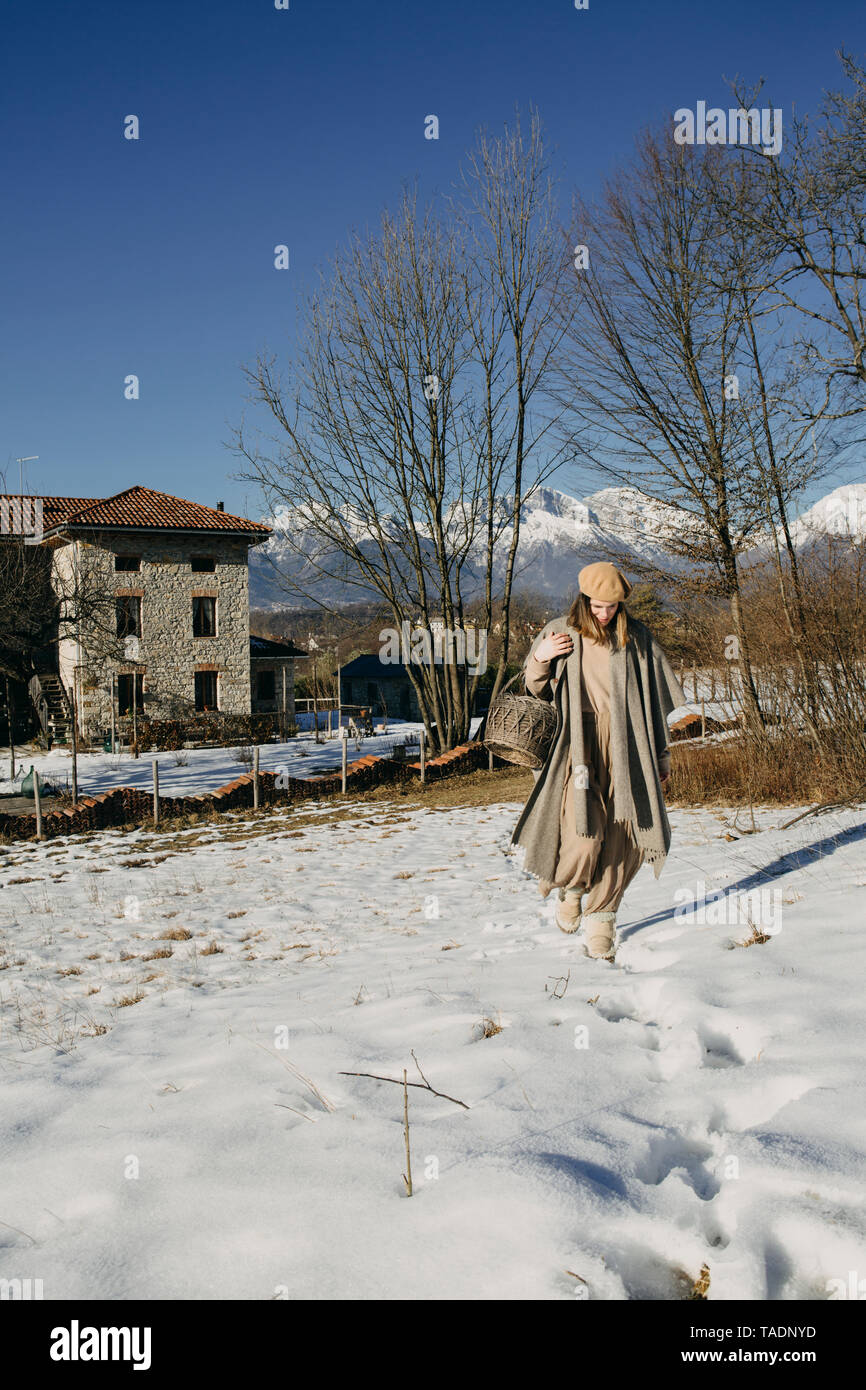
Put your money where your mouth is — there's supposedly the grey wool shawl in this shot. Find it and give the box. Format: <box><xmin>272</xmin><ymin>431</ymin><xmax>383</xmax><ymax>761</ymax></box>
<box><xmin>510</xmin><ymin>615</ymin><xmax>687</xmax><ymax>885</ymax></box>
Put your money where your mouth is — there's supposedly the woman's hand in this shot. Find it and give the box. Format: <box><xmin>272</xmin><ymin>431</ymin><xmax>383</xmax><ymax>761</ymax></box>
<box><xmin>533</xmin><ymin>631</ymin><xmax>574</xmax><ymax>664</ymax></box>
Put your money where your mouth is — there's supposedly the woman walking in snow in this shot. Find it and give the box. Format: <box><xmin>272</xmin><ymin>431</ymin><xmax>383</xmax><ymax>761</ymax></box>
<box><xmin>511</xmin><ymin>562</ymin><xmax>686</xmax><ymax>962</ymax></box>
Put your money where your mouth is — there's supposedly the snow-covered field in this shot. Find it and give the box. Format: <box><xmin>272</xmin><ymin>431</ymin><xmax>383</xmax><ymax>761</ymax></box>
<box><xmin>1</xmin><ymin>788</ymin><xmax>864</xmax><ymax>1301</ymax></box>
<box><xmin>0</xmin><ymin>717</ymin><xmax>432</xmax><ymax>801</ymax></box>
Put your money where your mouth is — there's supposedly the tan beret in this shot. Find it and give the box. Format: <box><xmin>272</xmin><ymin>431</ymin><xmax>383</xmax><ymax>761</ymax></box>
<box><xmin>579</xmin><ymin>561</ymin><xmax>632</xmax><ymax>601</ymax></box>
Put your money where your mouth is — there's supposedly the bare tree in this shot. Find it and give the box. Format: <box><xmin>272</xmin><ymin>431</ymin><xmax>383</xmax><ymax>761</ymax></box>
<box><xmin>550</xmin><ymin>129</ymin><xmax>838</xmax><ymax>730</ymax></box>
<box><xmin>232</xmin><ymin>108</ymin><xmax>573</xmax><ymax>753</ymax></box>
<box><xmin>1</xmin><ymin>496</ymin><xmax>128</xmax><ymax>784</ymax></box>
<box><xmin>720</xmin><ymin>52</ymin><xmax>866</xmax><ymax>414</ymax></box>
<box><xmin>0</xmin><ymin>534</ymin><xmax>56</xmax><ymax>684</ymax></box>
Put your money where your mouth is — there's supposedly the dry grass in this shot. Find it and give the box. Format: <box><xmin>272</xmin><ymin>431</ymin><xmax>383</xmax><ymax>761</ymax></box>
<box><xmin>477</xmin><ymin>1013</ymin><xmax>503</xmax><ymax>1039</ymax></box>
<box><xmin>159</xmin><ymin>927</ymin><xmax>192</xmax><ymax>940</ymax></box>
<box><xmin>115</xmin><ymin>990</ymin><xmax>145</xmax><ymax>1007</ymax></box>
<box><xmin>200</xmin><ymin>940</ymin><xmax>224</xmax><ymax>956</ymax></box>
<box><xmin>733</xmin><ymin>923</ymin><xmax>773</xmax><ymax>948</ymax></box>
<box><xmin>143</xmin><ymin>947</ymin><xmax>173</xmax><ymax>960</ymax></box>
<box><xmin>667</xmin><ymin>733</ymin><xmax>863</xmax><ymax>806</ymax></box>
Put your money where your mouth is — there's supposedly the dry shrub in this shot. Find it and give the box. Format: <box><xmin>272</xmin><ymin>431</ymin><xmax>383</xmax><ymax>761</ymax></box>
<box><xmin>669</xmin><ymin>541</ymin><xmax>866</xmax><ymax>806</ymax></box>
<box><xmin>668</xmin><ymin>734</ymin><xmax>843</xmax><ymax>806</ymax></box>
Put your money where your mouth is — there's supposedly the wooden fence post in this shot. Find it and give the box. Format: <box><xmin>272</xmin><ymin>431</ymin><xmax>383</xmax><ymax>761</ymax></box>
<box><xmin>419</xmin><ymin>728</ymin><xmax>426</xmax><ymax>787</ymax></box>
<box><xmin>253</xmin><ymin>745</ymin><xmax>260</xmax><ymax>809</ymax></box>
<box><xmin>152</xmin><ymin>759</ymin><xmax>159</xmax><ymax>827</ymax></box>
<box><xmin>341</xmin><ymin>726</ymin><xmax>347</xmax><ymax>794</ymax></box>
<box><xmin>34</xmin><ymin>768</ymin><xmax>43</xmax><ymax>841</ymax></box>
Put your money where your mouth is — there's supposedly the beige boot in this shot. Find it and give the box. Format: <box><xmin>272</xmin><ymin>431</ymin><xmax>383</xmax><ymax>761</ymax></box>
<box><xmin>555</xmin><ymin>887</ymin><xmax>583</xmax><ymax>934</ymax></box>
<box><xmin>581</xmin><ymin>910</ymin><xmax>617</xmax><ymax>960</ymax></box>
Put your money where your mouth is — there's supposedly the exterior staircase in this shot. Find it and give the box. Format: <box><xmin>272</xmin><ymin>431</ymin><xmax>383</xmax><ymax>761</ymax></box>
<box><xmin>29</xmin><ymin>672</ymin><xmax>73</xmax><ymax>744</ymax></box>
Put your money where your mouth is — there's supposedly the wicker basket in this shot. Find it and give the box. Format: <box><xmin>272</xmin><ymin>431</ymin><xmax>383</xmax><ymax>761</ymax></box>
<box><xmin>481</xmin><ymin>670</ymin><xmax>558</xmax><ymax>769</ymax></box>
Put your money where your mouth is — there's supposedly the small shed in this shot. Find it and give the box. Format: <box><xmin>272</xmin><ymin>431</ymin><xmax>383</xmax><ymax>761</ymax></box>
<box><xmin>669</xmin><ymin>709</ymin><xmax>739</xmax><ymax>740</ymax></box>
<box><xmin>250</xmin><ymin>634</ymin><xmax>308</xmax><ymax>717</ymax></box>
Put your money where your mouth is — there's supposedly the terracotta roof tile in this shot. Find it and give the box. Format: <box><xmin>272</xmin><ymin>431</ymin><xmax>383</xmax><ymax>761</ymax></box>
<box><xmin>2</xmin><ymin>486</ymin><xmax>271</xmax><ymax>537</ymax></box>
<box><xmin>0</xmin><ymin>494</ymin><xmax>102</xmax><ymax>531</ymax></box>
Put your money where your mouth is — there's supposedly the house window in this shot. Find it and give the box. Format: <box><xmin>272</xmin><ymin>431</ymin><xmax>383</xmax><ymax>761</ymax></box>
<box><xmin>192</xmin><ymin>596</ymin><xmax>216</xmax><ymax>636</ymax></box>
<box><xmin>115</xmin><ymin>555</ymin><xmax>141</xmax><ymax>572</ymax></box>
<box><xmin>257</xmin><ymin>669</ymin><xmax>276</xmax><ymax>701</ymax></box>
<box><xmin>117</xmin><ymin>673</ymin><xmax>144</xmax><ymax>716</ymax></box>
<box><xmin>116</xmin><ymin>596</ymin><xmax>142</xmax><ymax>638</ymax></box>
<box><xmin>191</xmin><ymin>556</ymin><xmax>216</xmax><ymax>572</ymax></box>
<box><xmin>195</xmin><ymin>671</ymin><xmax>218</xmax><ymax>711</ymax></box>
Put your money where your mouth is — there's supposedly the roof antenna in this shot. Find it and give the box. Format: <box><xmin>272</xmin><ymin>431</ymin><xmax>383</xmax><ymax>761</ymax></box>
<box><xmin>17</xmin><ymin>455</ymin><xmax>39</xmax><ymax>494</ymax></box>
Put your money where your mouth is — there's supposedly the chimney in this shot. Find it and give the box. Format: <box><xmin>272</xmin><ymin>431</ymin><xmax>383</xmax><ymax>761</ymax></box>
<box><xmin>216</xmin><ymin>501</ymin><xmax>224</xmax><ymax>511</ymax></box>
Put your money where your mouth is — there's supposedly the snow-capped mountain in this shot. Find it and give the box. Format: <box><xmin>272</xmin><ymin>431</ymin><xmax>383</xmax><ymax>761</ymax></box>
<box><xmin>737</xmin><ymin>482</ymin><xmax>866</xmax><ymax>566</ymax></box>
<box><xmin>249</xmin><ymin>480</ymin><xmax>866</xmax><ymax>611</ymax></box>
<box><xmin>785</xmin><ymin>483</ymin><xmax>866</xmax><ymax>547</ymax></box>
<box><xmin>249</xmin><ymin>483</ymin><xmax>686</xmax><ymax>610</ymax></box>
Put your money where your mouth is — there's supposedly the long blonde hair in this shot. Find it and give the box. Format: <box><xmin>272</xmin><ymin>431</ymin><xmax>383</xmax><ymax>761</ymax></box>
<box><xmin>566</xmin><ymin>592</ymin><xmax>630</xmax><ymax>649</ymax></box>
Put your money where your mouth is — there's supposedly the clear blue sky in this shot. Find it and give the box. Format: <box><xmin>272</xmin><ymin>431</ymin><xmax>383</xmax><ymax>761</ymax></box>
<box><xmin>2</xmin><ymin>0</ymin><xmax>863</xmax><ymax>517</ymax></box>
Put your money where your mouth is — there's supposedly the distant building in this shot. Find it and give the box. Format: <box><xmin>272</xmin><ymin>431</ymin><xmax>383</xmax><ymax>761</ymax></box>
<box><xmin>338</xmin><ymin>652</ymin><xmax>488</xmax><ymax>720</ymax></box>
<box><xmin>338</xmin><ymin>654</ymin><xmax>423</xmax><ymax>720</ymax></box>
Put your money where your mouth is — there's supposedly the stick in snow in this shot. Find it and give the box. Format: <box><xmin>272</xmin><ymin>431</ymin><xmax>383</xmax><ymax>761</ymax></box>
<box><xmin>339</xmin><ymin>1050</ymin><xmax>469</xmax><ymax>1109</ymax></box>
<box><xmin>402</xmin><ymin>1069</ymin><xmax>412</xmax><ymax>1197</ymax></box>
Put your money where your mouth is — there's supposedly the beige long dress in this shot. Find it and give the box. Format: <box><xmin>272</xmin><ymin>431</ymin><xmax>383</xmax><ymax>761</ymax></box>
<box><xmin>525</xmin><ymin>634</ymin><xmax>669</xmax><ymax>912</ymax></box>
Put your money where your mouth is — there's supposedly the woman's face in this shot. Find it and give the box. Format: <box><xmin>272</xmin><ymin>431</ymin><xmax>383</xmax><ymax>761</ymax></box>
<box><xmin>589</xmin><ymin>600</ymin><xmax>619</xmax><ymax>626</ymax></box>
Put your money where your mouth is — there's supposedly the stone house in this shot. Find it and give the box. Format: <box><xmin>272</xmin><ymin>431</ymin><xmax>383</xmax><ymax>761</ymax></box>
<box><xmin>2</xmin><ymin>485</ymin><xmax>292</xmax><ymax>743</ymax></box>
